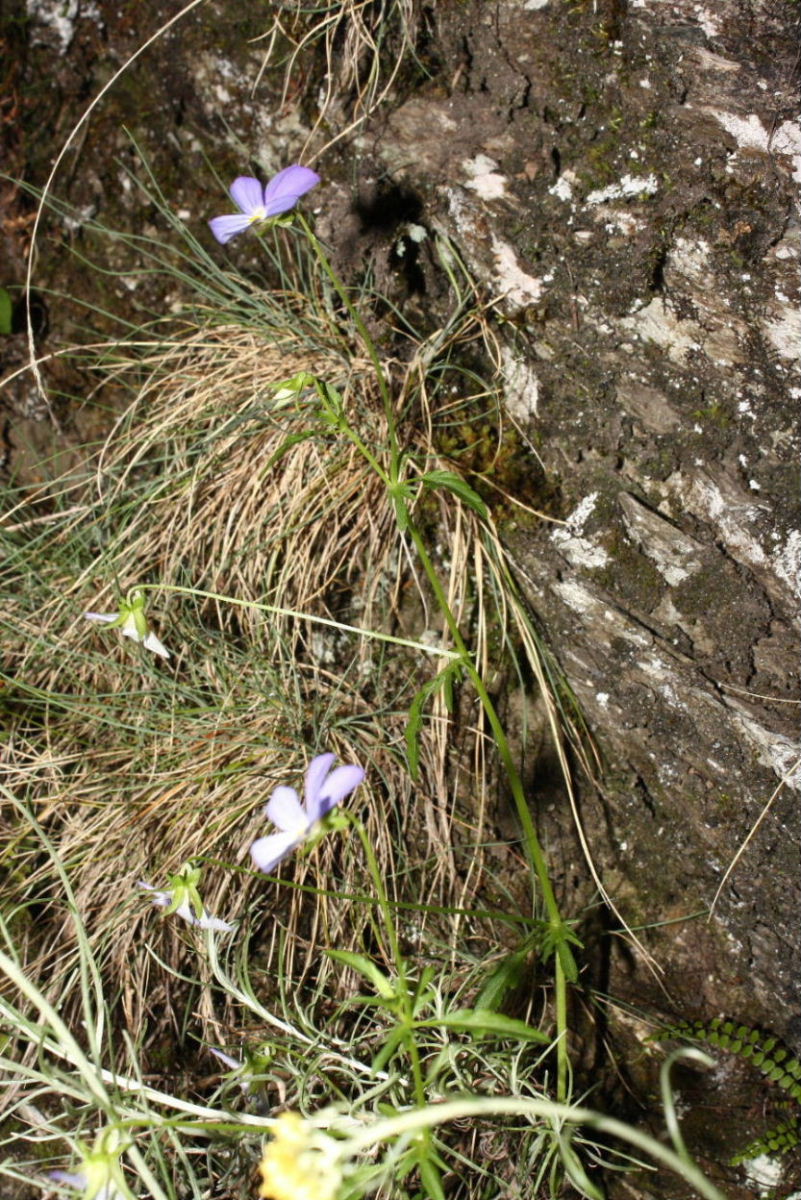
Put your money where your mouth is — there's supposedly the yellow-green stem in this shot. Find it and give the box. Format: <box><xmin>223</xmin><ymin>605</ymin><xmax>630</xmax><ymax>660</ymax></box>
<box><xmin>405</xmin><ymin>521</ymin><xmax>571</xmax><ymax>1100</ymax></box>
<box><xmin>284</xmin><ymin>213</ymin><xmax>571</xmax><ymax>1099</ymax></box>
<box><xmin>351</xmin><ymin>819</ymin><xmax>430</xmax><ymax>1143</ymax></box>
<box><xmin>297</xmin><ymin>214</ymin><xmax>399</xmax><ymax>471</ymax></box>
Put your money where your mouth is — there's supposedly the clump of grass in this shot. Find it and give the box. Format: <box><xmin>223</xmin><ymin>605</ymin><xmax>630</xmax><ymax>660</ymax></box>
<box><xmin>1</xmin><ymin>210</ymin><xmax>539</xmax><ymax>1058</ymax></box>
<box><xmin>253</xmin><ymin>0</ymin><xmax>427</xmax><ymax>153</ymax></box>
<box><xmin>0</xmin><ymin>842</ymin><xmax>729</xmax><ymax>1200</ymax></box>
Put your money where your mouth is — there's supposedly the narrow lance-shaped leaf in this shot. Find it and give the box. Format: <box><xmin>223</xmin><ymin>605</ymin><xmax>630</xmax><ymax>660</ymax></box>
<box><xmin>474</xmin><ymin>937</ymin><xmax>537</xmax><ymax>1013</ymax></box>
<box><xmin>419</xmin><ymin>1157</ymin><xmax>447</xmax><ymax>1200</ymax></box>
<box><xmin>327</xmin><ymin>949</ymin><xmax>396</xmax><ymax>1001</ymax></box>
<box><xmin>421</xmin><ymin>468</ymin><xmax>489</xmax><ymax>520</ymax></box>
<box><xmin>415</xmin><ymin>1008</ymin><xmax>549</xmax><ymax>1042</ymax></box>
<box><xmin>406</xmin><ymin>661</ymin><xmax>463</xmax><ymax>780</ymax></box>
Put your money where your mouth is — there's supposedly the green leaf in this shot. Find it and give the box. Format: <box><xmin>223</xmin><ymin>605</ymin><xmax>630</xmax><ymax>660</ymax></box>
<box><xmin>416</xmin><ymin>1007</ymin><xmax>549</xmax><ymax>1042</ymax></box>
<box><xmin>418</xmin><ymin>1157</ymin><xmax>446</xmax><ymax>1200</ymax></box>
<box><xmin>405</xmin><ymin>661</ymin><xmax>462</xmax><ymax>779</ymax></box>
<box><xmin>557</xmin><ymin>1127</ymin><xmax>605</xmax><ymax>1200</ymax></box>
<box><xmin>387</xmin><ymin>480</ymin><xmax>414</xmax><ymax>532</ymax></box>
<box><xmin>326</xmin><ymin>949</ymin><xmax>396</xmax><ymax>1000</ymax></box>
<box><xmin>410</xmin><ymin>965</ymin><xmax>438</xmax><ymax>1017</ymax></box>
<box><xmin>474</xmin><ymin>941</ymin><xmax>532</xmax><ymax>1012</ymax></box>
<box><xmin>541</xmin><ymin>918</ymin><xmax>582</xmax><ymax>983</ymax></box>
<box><xmin>371</xmin><ymin>1026</ymin><xmax>406</xmax><ymax>1073</ymax></box>
<box><xmin>263</xmin><ymin>430</ymin><xmax>317</xmax><ymax>472</ymax></box>
<box><xmin>314</xmin><ymin>378</ymin><xmax>344</xmax><ymax>425</ymax></box>
<box><xmin>420</xmin><ymin>468</ymin><xmax>488</xmax><ymax>520</ymax></box>
<box><xmin>0</xmin><ymin>288</ymin><xmax>12</xmax><ymax>335</ymax></box>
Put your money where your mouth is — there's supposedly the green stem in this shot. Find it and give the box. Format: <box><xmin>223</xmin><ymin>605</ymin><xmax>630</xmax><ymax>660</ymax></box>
<box><xmin>130</xmin><ymin>583</ymin><xmax>461</xmax><ymax>662</ymax></box>
<box><xmin>351</xmin><ymin>819</ymin><xmax>428</xmax><ymax>1118</ymax></box>
<box><xmin>346</xmin><ymin>1097</ymin><xmax>729</xmax><ymax>1200</ymax></box>
<box><xmin>295</xmin><ymin>208</ymin><xmax>572</xmax><ymax>1101</ymax></box>
<box><xmin>404</xmin><ymin>522</ymin><xmax>571</xmax><ymax>1100</ymax></box>
<box><xmin>350</xmin><ymin>818</ymin><xmax>403</xmax><ymax>972</ymax></box>
<box><xmin>297</xmin><ymin>215</ymin><xmax>399</xmax><ymax>471</ymax></box>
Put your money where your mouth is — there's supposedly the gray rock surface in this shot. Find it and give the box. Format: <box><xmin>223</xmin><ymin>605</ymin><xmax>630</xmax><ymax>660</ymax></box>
<box><xmin>367</xmin><ymin>0</ymin><xmax>801</xmax><ymax>1088</ymax></box>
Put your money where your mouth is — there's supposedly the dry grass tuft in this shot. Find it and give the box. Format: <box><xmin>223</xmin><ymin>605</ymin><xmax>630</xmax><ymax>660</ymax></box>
<box><xmin>2</xmin><ymin>315</ymin><xmax>528</xmax><ymax>1057</ymax></box>
<box><xmin>254</xmin><ymin>0</ymin><xmax>424</xmax><ymax>155</ymax></box>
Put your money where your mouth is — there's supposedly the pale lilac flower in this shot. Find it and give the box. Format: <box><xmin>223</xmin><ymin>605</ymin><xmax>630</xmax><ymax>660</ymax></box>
<box><xmin>208</xmin><ymin>1046</ymin><xmax>243</xmax><ymax>1072</ymax></box>
<box><xmin>208</xmin><ymin>1046</ymin><xmax>251</xmax><ymax>1092</ymax></box>
<box><xmin>49</xmin><ymin>1173</ymin><xmax>89</xmax><ymax>1192</ymax></box>
<box><xmin>138</xmin><ymin>865</ymin><xmax>235</xmax><ymax>932</ymax></box>
<box><xmin>49</xmin><ymin>1174</ymin><xmax>122</xmax><ymax>1200</ymax></box>
<box><xmin>209</xmin><ymin>165</ymin><xmax>320</xmax><ymax>245</ymax></box>
<box><xmin>84</xmin><ymin>588</ymin><xmax>169</xmax><ymax>659</ymax></box>
<box><xmin>49</xmin><ymin>1128</ymin><xmax>128</xmax><ymax>1200</ymax></box>
<box><xmin>250</xmin><ymin>752</ymin><xmax>365</xmax><ymax>874</ymax></box>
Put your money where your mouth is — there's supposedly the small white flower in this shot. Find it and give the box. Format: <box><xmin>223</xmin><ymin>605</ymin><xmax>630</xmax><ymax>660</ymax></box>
<box><xmin>84</xmin><ymin>588</ymin><xmax>170</xmax><ymax>659</ymax></box>
<box><xmin>138</xmin><ymin>865</ymin><xmax>234</xmax><ymax>932</ymax></box>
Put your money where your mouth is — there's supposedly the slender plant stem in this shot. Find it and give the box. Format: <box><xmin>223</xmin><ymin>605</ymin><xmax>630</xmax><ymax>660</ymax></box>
<box><xmin>346</xmin><ymin>1097</ymin><xmax>729</xmax><ymax>1200</ymax></box>
<box><xmin>351</xmin><ymin>818</ymin><xmax>430</xmax><ymax>1157</ymax></box>
<box><xmin>297</xmin><ymin>215</ymin><xmax>399</xmax><ymax>471</ymax></box>
<box><xmin>130</xmin><ymin>583</ymin><xmax>460</xmax><ymax>661</ymax></box>
<box><xmin>297</xmin><ymin>209</ymin><xmax>573</xmax><ymax>1102</ymax></box>
<box><xmin>404</xmin><ymin>521</ymin><xmax>571</xmax><ymax>1100</ymax></box>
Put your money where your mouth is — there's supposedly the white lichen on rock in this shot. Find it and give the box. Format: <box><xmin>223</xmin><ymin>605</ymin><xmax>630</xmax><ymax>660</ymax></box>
<box><xmin>551</xmin><ymin>493</ymin><xmax>610</xmax><ymax>570</ymax></box>
<box><xmin>490</xmin><ymin>235</ymin><xmax>546</xmax><ymax>308</ymax></box>
<box><xmin>585</xmin><ymin>174</ymin><xmax>658</xmax><ymax>205</ymax></box>
<box><xmin>462</xmin><ymin>155</ymin><xmax>508</xmax><ymax>201</ymax></box>
<box><xmin>501</xmin><ymin>347</ymin><xmax>540</xmax><ymax>421</ymax></box>
<box><xmin>618</xmin><ymin>493</ymin><xmax>704</xmax><ymax>586</ymax></box>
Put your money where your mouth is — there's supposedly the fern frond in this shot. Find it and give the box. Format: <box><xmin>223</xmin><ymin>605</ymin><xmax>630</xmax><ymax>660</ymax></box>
<box><xmin>653</xmin><ymin>1018</ymin><xmax>801</xmax><ymax>1104</ymax></box>
<box><xmin>730</xmin><ymin>1117</ymin><xmax>800</xmax><ymax>1166</ymax></box>
<box><xmin>653</xmin><ymin>1017</ymin><xmax>801</xmax><ymax>1165</ymax></box>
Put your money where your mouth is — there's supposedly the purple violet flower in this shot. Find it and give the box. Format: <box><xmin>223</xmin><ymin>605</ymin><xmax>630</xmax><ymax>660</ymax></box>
<box><xmin>250</xmin><ymin>752</ymin><xmax>365</xmax><ymax>874</ymax></box>
<box><xmin>208</xmin><ymin>1046</ymin><xmax>251</xmax><ymax>1092</ymax></box>
<box><xmin>209</xmin><ymin>165</ymin><xmax>320</xmax><ymax>245</ymax></box>
<box><xmin>49</xmin><ymin>1172</ymin><xmax>89</xmax><ymax>1191</ymax></box>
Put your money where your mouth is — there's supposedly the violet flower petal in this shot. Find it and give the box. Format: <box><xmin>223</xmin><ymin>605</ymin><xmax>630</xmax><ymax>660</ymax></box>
<box><xmin>262</xmin><ymin>164</ymin><xmax>320</xmax><ymax>217</ymax></box>
<box><xmin>266</xmin><ymin>785</ymin><xmax>307</xmax><ymax>831</ymax></box>
<box><xmin>250</xmin><ymin>830</ymin><xmax>303</xmax><ymax>874</ymax></box>
<box><xmin>209</xmin><ymin>1047</ymin><xmax>250</xmax><ymax>1092</ymax></box>
<box><xmin>209</xmin><ymin>213</ymin><xmax>255</xmax><ymax>245</ymax></box>
<box><xmin>49</xmin><ymin>1171</ymin><xmax>86</xmax><ymax>1189</ymax></box>
<box><xmin>208</xmin><ymin>1047</ymin><xmax>243</xmax><ymax>1072</ymax></box>
<box><xmin>229</xmin><ymin>175</ymin><xmax>266</xmax><ymax>215</ymax></box>
<box><xmin>138</xmin><ymin>881</ymin><xmax>170</xmax><ymax>907</ymax></box>
<box><xmin>304</xmin><ymin>752</ymin><xmax>336</xmax><ymax>818</ymax></box>
<box><xmin>314</xmin><ymin>763</ymin><xmax>366</xmax><ymax>820</ymax></box>
<box><xmin>84</xmin><ymin>612</ymin><xmax>118</xmax><ymax>624</ymax></box>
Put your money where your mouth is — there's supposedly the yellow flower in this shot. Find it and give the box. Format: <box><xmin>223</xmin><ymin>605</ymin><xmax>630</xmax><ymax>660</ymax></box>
<box><xmin>258</xmin><ymin>1112</ymin><xmax>342</xmax><ymax>1200</ymax></box>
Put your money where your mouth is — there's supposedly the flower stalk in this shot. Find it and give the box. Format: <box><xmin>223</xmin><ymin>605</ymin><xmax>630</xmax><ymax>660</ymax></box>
<box><xmin>297</xmin><ymin>209</ymin><xmax>576</xmax><ymax>1102</ymax></box>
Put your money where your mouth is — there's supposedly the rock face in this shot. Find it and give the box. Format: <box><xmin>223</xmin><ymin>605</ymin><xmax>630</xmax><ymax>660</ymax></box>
<box><xmin>365</xmin><ymin>0</ymin><xmax>800</xmax><ymax>1106</ymax></box>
